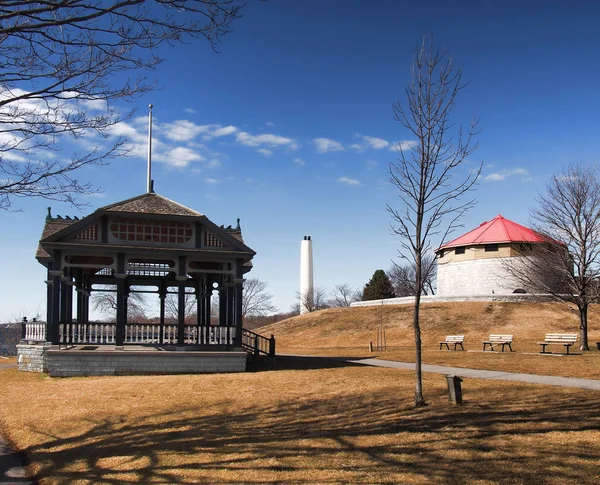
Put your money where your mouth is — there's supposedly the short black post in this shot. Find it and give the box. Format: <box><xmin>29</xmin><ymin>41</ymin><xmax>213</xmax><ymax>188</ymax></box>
<box><xmin>21</xmin><ymin>317</ymin><xmax>27</xmax><ymax>340</ymax></box>
<box><xmin>445</xmin><ymin>374</ymin><xmax>463</xmax><ymax>405</ymax></box>
<box><xmin>269</xmin><ymin>334</ymin><xmax>276</xmax><ymax>361</ymax></box>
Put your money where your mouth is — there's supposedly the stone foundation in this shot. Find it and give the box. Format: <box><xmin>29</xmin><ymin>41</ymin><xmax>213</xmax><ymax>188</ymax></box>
<box><xmin>45</xmin><ymin>348</ymin><xmax>247</xmax><ymax>377</ymax></box>
<box><xmin>17</xmin><ymin>344</ymin><xmax>48</xmax><ymax>373</ymax></box>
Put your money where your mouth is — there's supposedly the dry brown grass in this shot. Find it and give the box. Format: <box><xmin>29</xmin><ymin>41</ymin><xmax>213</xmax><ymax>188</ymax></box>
<box><xmin>264</xmin><ymin>301</ymin><xmax>600</xmax><ymax>379</ymax></box>
<box><xmin>1</xmin><ymin>360</ymin><xmax>600</xmax><ymax>484</ymax></box>
<box><xmin>2</xmin><ymin>301</ymin><xmax>600</xmax><ymax>484</ymax></box>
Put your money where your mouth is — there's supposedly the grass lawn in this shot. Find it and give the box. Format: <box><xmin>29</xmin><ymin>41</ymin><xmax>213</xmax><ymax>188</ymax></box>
<box><xmin>1</xmin><ymin>356</ymin><xmax>600</xmax><ymax>484</ymax></box>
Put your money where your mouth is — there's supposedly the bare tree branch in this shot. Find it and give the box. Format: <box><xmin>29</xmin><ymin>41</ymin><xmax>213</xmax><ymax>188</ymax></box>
<box><xmin>242</xmin><ymin>278</ymin><xmax>277</xmax><ymax>320</ymax></box>
<box><xmin>0</xmin><ymin>1</ymin><xmax>245</xmax><ymax>210</ymax></box>
<box><xmin>502</xmin><ymin>163</ymin><xmax>600</xmax><ymax>350</ymax></box>
<box><xmin>329</xmin><ymin>283</ymin><xmax>361</xmax><ymax>308</ymax></box>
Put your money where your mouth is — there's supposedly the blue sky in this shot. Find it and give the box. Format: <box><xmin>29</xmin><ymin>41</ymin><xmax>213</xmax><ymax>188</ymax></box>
<box><xmin>3</xmin><ymin>0</ymin><xmax>600</xmax><ymax>321</ymax></box>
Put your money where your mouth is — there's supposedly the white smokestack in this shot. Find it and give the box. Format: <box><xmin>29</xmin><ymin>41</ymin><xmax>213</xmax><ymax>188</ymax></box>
<box><xmin>300</xmin><ymin>236</ymin><xmax>314</xmax><ymax>314</ymax></box>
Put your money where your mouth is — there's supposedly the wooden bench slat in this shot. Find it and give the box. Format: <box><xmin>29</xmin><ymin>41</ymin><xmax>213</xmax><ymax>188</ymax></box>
<box><xmin>538</xmin><ymin>333</ymin><xmax>578</xmax><ymax>354</ymax></box>
<box><xmin>483</xmin><ymin>334</ymin><xmax>514</xmax><ymax>352</ymax></box>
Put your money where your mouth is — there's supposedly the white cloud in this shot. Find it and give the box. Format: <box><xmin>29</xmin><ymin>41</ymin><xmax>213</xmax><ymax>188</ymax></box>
<box><xmin>154</xmin><ymin>146</ymin><xmax>205</xmax><ymax>167</ymax></box>
<box><xmin>352</xmin><ymin>134</ymin><xmax>389</xmax><ymax>150</ymax></box>
<box><xmin>206</xmin><ymin>158</ymin><xmax>221</xmax><ymax>169</ymax></box>
<box><xmin>236</xmin><ymin>131</ymin><xmax>299</xmax><ymax>150</ymax></box>
<box><xmin>389</xmin><ymin>140</ymin><xmax>418</xmax><ymax>151</ymax></box>
<box><xmin>184</xmin><ymin>108</ymin><xmax>197</xmax><ymax>114</ymax></box>
<box><xmin>314</xmin><ymin>137</ymin><xmax>344</xmax><ymax>153</ymax></box>
<box><xmin>338</xmin><ymin>177</ymin><xmax>361</xmax><ymax>186</ymax></box>
<box><xmin>294</xmin><ymin>157</ymin><xmax>306</xmax><ymax>166</ymax></box>
<box><xmin>484</xmin><ymin>167</ymin><xmax>530</xmax><ymax>182</ymax></box>
<box><xmin>205</xmin><ymin>178</ymin><xmax>219</xmax><ymax>184</ymax></box>
<box><xmin>257</xmin><ymin>148</ymin><xmax>273</xmax><ymax>156</ymax></box>
<box><xmin>161</xmin><ymin>120</ymin><xmax>211</xmax><ymax>142</ymax></box>
<box><xmin>265</xmin><ymin>121</ymin><xmax>275</xmax><ymax>127</ymax></box>
<box><xmin>209</xmin><ymin>125</ymin><xmax>238</xmax><ymax>138</ymax></box>
<box><xmin>366</xmin><ymin>160</ymin><xmax>378</xmax><ymax>170</ymax></box>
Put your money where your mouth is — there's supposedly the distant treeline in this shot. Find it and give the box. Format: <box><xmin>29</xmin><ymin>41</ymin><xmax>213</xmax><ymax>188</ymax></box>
<box><xmin>0</xmin><ymin>324</ymin><xmax>21</xmax><ymax>356</ymax></box>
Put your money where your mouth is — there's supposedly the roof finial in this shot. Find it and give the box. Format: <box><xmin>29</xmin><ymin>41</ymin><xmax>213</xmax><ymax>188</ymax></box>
<box><xmin>147</xmin><ymin>104</ymin><xmax>153</xmax><ymax>194</ymax></box>
<box><xmin>46</xmin><ymin>207</ymin><xmax>52</xmax><ymax>220</ymax></box>
<box><xmin>236</xmin><ymin>218</ymin><xmax>241</xmax><ymax>231</ymax></box>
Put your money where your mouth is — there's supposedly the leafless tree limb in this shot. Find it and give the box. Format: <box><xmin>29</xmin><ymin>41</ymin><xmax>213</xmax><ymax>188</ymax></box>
<box><xmin>0</xmin><ymin>1</ymin><xmax>245</xmax><ymax>210</ymax></box>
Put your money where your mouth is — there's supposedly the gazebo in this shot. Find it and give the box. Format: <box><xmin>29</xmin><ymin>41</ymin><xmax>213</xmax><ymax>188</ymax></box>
<box><xmin>18</xmin><ymin>191</ymin><xmax>273</xmax><ymax>376</ymax></box>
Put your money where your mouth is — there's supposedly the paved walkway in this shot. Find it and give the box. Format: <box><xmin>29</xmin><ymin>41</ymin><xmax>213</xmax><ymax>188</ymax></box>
<box><xmin>345</xmin><ymin>357</ymin><xmax>600</xmax><ymax>390</ymax></box>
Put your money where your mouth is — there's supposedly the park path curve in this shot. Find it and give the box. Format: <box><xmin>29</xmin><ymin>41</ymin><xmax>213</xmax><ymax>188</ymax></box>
<box><xmin>344</xmin><ymin>357</ymin><xmax>600</xmax><ymax>390</ymax></box>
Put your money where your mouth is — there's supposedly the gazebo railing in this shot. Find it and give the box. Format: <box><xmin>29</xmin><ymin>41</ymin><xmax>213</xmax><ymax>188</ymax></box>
<box><xmin>21</xmin><ymin>321</ymin><xmax>239</xmax><ymax>347</ymax></box>
<box><xmin>21</xmin><ymin>321</ymin><xmax>46</xmax><ymax>342</ymax></box>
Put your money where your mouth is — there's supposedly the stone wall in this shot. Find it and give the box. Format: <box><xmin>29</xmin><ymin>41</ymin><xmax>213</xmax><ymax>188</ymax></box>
<box><xmin>45</xmin><ymin>349</ymin><xmax>247</xmax><ymax>377</ymax></box>
<box><xmin>351</xmin><ymin>293</ymin><xmax>558</xmax><ymax>308</ymax></box>
<box><xmin>436</xmin><ymin>256</ymin><xmax>545</xmax><ymax>296</ymax></box>
<box><xmin>16</xmin><ymin>344</ymin><xmax>47</xmax><ymax>373</ymax></box>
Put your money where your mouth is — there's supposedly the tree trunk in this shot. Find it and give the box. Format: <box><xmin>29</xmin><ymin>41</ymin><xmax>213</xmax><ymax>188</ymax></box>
<box><xmin>413</xmin><ymin>250</ymin><xmax>425</xmax><ymax>407</ymax></box>
<box><xmin>579</xmin><ymin>303</ymin><xmax>590</xmax><ymax>350</ymax></box>
<box><xmin>413</xmin><ymin>291</ymin><xmax>425</xmax><ymax>407</ymax></box>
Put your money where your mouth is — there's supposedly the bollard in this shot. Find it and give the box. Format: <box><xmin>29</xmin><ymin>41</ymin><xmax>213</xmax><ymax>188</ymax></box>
<box><xmin>445</xmin><ymin>374</ymin><xmax>463</xmax><ymax>405</ymax></box>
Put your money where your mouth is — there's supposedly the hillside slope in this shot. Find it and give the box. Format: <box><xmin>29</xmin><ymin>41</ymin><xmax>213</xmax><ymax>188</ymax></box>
<box><xmin>259</xmin><ymin>301</ymin><xmax>600</xmax><ymax>351</ymax></box>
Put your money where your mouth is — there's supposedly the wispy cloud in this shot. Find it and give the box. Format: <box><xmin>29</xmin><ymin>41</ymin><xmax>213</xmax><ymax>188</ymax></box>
<box><xmin>257</xmin><ymin>148</ymin><xmax>273</xmax><ymax>156</ymax></box>
<box><xmin>205</xmin><ymin>178</ymin><xmax>219</xmax><ymax>184</ymax></box>
<box><xmin>484</xmin><ymin>167</ymin><xmax>530</xmax><ymax>182</ymax></box>
<box><xmin>338</xmin><ymin>177</ymin><xmax>361</xmax><ymax>186</ymax></box>
<box><xmin>294</xmin><ymin>157</ymin><xmax>306</xmax><ymax>166</ymax></box>
<box><xmin>366</xmin><ymin>160</ymin><xmax>379</xmax><ymax>170</ymax></box>
<box><xmin>236</xmin><ymin>131</ymin><xmax>299</xmax><ymax>150</ymax></box>
<box><xmin>389</xmin><ymin>140</ymin><xmax>418</xmax><ymax>151</ymax></box>
<box><xmin>314</xmin><ymin>137</ymin><xmax>344</xmax><ymax>153</ymax></box>
<box><xmin>184</xmin><ymin>108</ymin><xmax>197</xmax><ymax>114</ymax></box>
<box><xmin>351</xmin><ymin>134</ymin><xmax>390</xmax><ymax>151</ymax></box>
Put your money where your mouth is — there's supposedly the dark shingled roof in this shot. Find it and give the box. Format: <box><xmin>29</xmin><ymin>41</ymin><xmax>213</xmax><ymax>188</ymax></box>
<box><xmin>36</xmin><ymin>218</ymin><xmax>77</xmax><ymax>259</ymax></box>
<box><xmin>100</xmin><ymin>192</ymin><xmax>203</xmax><ymax>217</ymax></box>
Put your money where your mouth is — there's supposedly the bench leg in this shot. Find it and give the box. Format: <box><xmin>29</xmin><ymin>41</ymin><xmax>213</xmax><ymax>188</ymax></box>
<box><xmin>540</xmin><ymin>344</ymin><xmax>548</xmax><ymax>354</ymax></box>
<box><xmin>508</xmin><ymin>343</ymin><xmax>513</xmax><ymax>352</ymax></box>
<box><xmin>565</xmin><ymin>344</ymin><xmax>571</xmax><ymax>355</ymax></box>
<box><xmin>457</xmin><ymin>343</ymin><xmax>464</xmax><ymax>351</ymax></box>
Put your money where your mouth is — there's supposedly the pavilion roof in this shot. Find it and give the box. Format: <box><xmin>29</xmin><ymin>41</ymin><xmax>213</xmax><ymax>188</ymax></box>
<box><xmin>100</xmin><ymin>192</ymin><xmax>203</xmax><ymax>217</ymax></box>
<box><xmin>437</xmin><ymin>215</ymin><xmax>553</xmax><ymax>251</ymax></box>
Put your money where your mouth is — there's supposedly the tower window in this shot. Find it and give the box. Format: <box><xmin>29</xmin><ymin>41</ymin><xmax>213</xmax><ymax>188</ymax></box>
<box><xmin>454</xmin><ymin>247</ymin><xmax>465</xmax><ymax>255</ymax></box>
<box><xmin>484</xmin><ymin>244</ymin><xmax>499</xmax><ymax>252</ymax></box>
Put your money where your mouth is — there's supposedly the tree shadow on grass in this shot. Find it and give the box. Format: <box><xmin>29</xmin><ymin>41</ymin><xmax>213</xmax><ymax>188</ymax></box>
<box><xmin>20</xmin><ymin>385</ymin><xmax>600</xmax><ymax>484</ymax></box>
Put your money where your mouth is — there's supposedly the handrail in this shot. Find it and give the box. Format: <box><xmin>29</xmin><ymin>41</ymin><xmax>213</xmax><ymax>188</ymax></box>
<box><xmin>241</xmin><ymin>328</ymin><xmax>275</xmax><ymax>361</ymax></box>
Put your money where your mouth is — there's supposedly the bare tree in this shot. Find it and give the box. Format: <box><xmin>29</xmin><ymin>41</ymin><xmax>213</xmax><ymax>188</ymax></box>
<box><xmin>165</xmin><ymin>291</ymin><xmax>197</xmax><ymax>324</ymax></box>
<box><xmin>329</xmin><ymin>284</ymin><xmax>361</xmax><ymax>307</ymax></box>
<box><xmin>388</xmin><ymin>254</ymin><xmax>437</xmax><ymax>297</ymax></box>
<box><xmin>242</xmin><ymin>278</ymin><xmax>277</xmax><ymax>320</ymax></box>
<box><xmin>387</xmin><ymin>38</ymin><xmax>482</xmax><ymax>407</ymax></box>
<box><xmin>504</xmin><ymin>163</ymin><xmax>600</xmax><ymax>350</ymax></box>
<box><xmin>0</xmin><ymin>1</ymin><xmax>244</xmax><ymax>210</ymax></box>
<box><xmin>297</xmin><ymin>287</ymin><xmax>330</xmax><ymax>313</ymax></box>
<box><xmin>92</xmin><ymin>285</ymin><xmax>147</xmax><ymax>320</ymax></box>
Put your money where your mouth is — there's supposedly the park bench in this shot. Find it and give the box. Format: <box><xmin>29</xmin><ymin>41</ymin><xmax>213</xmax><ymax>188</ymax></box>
<box><xmin>439</xmin><ymin>335</ymin><xmax>465</xmax><ymax>351</ymax></box>
<box><xmin>482</xmin><ymin>334</ymin><xmax>514</xmax><ymax>352</ymax></box>
<box><xmin>537</xmin><ymin>333</ymin><xmax>578</xmax><ymax>354</ymax></box>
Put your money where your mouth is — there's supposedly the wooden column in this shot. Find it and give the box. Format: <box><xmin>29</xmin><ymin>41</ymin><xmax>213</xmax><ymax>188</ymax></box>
<box><xmin>159</xmin><ymin>282</ymin><xmax>166</xmax><ymax>345</ymax></box>
<box><xmin>219</xmin><ymin>284</ymin><xmax>227</xmax><ymax>327</ymax></box>
<box><xmin>49</xmin><ymin>251</ymin><xmax>62</xmax><ymax>345</ymax></box>
<box><xmin>45</xmin><ymin>266</ymin><xmax>53</xmax><ymax>343</ymax></box>
<box><xmin>177</xmin><ymin>281</ymin><xmax>186</xmax><ymax>346</ymax></box>
<box><xmin>115</xmin><ymin>278</ymin><xmax>126</xmax><ymax>347</ymax></box>
<box><xmin>204</xmin><ymin>281</ymin><xmax>212</xmax><ymax>328</ymax></box>
<box><xmin>233</xmin><ymin>260</ymin><xmax>244</xmax><ymax>346</ymax></box>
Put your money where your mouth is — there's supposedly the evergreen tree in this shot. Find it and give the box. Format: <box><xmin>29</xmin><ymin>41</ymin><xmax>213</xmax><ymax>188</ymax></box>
<box><xmin>362</xmin><ymin>270</ymin><xmax>396</xmax><ymax>301</ymax></box>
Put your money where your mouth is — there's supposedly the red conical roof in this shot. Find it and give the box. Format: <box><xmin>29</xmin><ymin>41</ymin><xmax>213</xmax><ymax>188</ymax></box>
<box><xmin>437</xmin><ymin>215</ymin><xmax>551</xmax><ymax>251</ymax></box>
